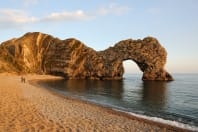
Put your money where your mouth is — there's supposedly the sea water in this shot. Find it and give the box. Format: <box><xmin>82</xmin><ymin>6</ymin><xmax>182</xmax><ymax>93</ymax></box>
<box><xmin>37</xmin><ymin>74</ymin><xmax>198</xmax><ymax>131</ymax></box>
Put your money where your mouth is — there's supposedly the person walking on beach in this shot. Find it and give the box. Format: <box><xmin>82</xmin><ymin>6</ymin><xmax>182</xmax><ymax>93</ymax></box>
<box><xmin>21</xmin><ymin>76</ymin><xmax>26</xmax><ymax>83</ymax></box>
<box><xmin>23</xmin><ymin>77</ymin><xmax>26</xmax><ymax>83</ymax></box>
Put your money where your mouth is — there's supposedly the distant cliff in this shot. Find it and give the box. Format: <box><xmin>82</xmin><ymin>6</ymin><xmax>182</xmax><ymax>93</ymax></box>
<box><xmin>0</xmin><ymin>32</ymin><xmax>173</xmax><ymax>80</ymax></box>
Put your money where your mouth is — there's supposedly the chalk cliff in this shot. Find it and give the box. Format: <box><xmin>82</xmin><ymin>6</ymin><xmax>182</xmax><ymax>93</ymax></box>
<box><xmin>0</xmin><ymin>32</ymin><xmax>173</xmax><ymax>80</ymax></box>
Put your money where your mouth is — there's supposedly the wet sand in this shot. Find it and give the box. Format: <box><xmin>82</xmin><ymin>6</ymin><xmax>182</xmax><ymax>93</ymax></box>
<box><xmin>0</xmin><ymin>73</ymin><xmax>192</xmax><ymax>132</ymax></box>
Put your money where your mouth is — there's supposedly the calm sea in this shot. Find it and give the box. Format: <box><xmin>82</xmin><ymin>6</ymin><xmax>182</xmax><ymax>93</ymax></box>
<box><xmin>37</xmin><ymin>74</ymin><xmax>198</xmax><ymax>130</ymax></box>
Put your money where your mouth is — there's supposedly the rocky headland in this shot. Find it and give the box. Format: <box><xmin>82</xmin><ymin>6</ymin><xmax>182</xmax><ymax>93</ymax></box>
<box><xmin>0</xmin><ymin>32</ymin><xmax>173</xmax><ymax>80</ymax></box>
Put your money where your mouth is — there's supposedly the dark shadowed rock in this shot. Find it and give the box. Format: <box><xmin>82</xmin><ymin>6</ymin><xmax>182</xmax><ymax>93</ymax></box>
<box><xmin>0</xmin><ymin>32</ymin><xmax>173</xmax><ymax>80</ymax></box>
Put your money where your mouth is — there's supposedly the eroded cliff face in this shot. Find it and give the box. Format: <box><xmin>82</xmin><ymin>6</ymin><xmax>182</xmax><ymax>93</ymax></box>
<box><xmin>0</xmin><ymin>32</ymin><xmax>173</xmax><ymax>80</ymax></box>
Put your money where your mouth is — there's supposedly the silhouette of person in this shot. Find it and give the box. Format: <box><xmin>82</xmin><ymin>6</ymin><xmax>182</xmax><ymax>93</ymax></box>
<box><xmin>23</xmin><ymin>77</ymin><xmax>26</xmax><ymax>83</ymax></box>
<box><xmin>21</xmin><ymin>76</ymin><xmax>26</xmax><ymax>83</ymax></box>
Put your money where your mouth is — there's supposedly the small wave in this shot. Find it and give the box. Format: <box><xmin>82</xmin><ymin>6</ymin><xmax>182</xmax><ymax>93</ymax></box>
<box><xmin>113</xmin><ymin>109</ymin><xmax>198</xmax><ymax>131</ymax></box>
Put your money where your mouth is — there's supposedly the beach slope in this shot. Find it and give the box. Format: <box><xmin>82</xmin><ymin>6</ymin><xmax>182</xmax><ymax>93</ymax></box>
<box><xmin>0</xmin><ymin>74</ymin><xmax>189</xmax><ymax>131</ymax></box>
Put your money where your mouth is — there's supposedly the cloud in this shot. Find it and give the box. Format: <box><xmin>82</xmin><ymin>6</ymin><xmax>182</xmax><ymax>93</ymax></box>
<box><xmin>43</xmin><ymin>10</ymin><xmax>93</xmax><ymax>22</ymax></box>
<box><xmin>42</xmin><ymin>4</ymin><xmax>131</xmax><ymax>22</ymax></box>
<box><xmin>97</xmin><ymin>3</ymin><xmax>131</xmax><ymax>16</ymax></box>
<box><xmin>0</xmin><ymin>9</ymin><xmax>92</xmax><ymax>29</ymax></box>
<box><xmin>0</xmin><ymin>9</ymin><xmax>38</xmax><ymax>29</ymax></box>
<box><xmin>0</xmin><ymin>4</ymin><xmax>130</xmax><ymax>29</ymax></box>
<box><xmin>43</xmin><ymin>4</ymin><xmax>131</xmax><ymax>22</ymax></box>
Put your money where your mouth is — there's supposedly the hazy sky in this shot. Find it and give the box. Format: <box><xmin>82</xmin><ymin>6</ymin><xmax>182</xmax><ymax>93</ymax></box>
<box><xmin>0</xmin><ymin>0</ymin><xmax>198</xmax><ymax>73</ymax></box>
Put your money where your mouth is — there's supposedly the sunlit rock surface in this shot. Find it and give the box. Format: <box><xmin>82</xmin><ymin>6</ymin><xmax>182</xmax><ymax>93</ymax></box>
<box><xmin>0</xmin><ymin>32</ymin><xmax>173</xmax><ymax>80</ymax></box>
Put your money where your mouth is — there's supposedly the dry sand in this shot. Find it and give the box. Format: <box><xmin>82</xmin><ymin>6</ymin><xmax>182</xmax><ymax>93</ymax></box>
<box><xmin>0</xmin><ymin>73</ymin><xmax>192</xmax><ymax>132</ymax></box>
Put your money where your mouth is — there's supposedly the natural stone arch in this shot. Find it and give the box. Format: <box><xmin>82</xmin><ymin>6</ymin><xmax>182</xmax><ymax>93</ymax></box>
<box><xmin>0</xmin><ymin>32</ymin><xmax>173</xmax><ymax>81</ymax></box>
<box><xmin>96</xmin><ymin>37</ymin><xmax>173</xmax><ymax>80</ymax></box>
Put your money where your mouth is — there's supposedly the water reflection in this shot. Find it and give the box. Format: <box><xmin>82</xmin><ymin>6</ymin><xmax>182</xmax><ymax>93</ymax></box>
<box><xmin>65</xmin><ymin>80</ymin><xmax>124</xmax><ymax>99</ymax></box>
<box><xmin>40</xmin><ymin>79</ymin><xmax>124</xmax><ymax>99</ymax></box>
<box><xmin>141</xmin><ymin>81</ymin><xmax>167</xmax><ymax>110</ymax></box>
<box><xmin>40</xmin><ymin>79</ymin><xmax>168</xmax><ymax>110</ymax></box>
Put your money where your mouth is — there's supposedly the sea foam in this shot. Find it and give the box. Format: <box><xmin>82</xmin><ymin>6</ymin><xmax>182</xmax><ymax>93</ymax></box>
<box><xmin>113</xmin><ymin>109</ymin><xmax>198</xmax><ymax>131</ymax></box>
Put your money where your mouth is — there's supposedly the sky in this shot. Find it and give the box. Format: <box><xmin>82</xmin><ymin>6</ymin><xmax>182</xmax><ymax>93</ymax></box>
<box><xmin>0</xmin><ymin>0</ymin><xmax>198</xmax><ymax>73</ymax></box>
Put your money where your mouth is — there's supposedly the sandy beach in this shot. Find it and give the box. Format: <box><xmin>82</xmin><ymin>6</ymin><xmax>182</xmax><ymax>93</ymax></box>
<box><xmin>0</xmin><ymin>73</ymin><xmax>192</xmax><ymax>132</ymax></box>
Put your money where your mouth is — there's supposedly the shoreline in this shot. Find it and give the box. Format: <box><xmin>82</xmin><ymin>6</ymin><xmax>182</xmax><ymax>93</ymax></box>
<box><xmin>31</xmin><ymin>77</ymin><xmax>196</xmax><ymax>132</ymax></box>
<box><xmin>0</xmin><ymin>73</ymin><xmax>196</xmax><ymax>131</ymax></box>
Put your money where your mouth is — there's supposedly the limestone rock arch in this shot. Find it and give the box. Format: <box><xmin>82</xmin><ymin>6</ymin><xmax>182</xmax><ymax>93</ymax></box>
<box><xmin>0</xmin><ymin>32</ymin><xmax>173</xmax><ymax>81</ymax></box>
<box><xmin>97</xmin><ymin>37</ymin><xmax>173</xmax><ymax>80</ymax></box>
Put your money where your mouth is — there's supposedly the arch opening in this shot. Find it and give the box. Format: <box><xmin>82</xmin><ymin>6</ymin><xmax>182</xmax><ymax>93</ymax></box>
<box><xmin>123</xmin><ymin>60</ymin><xmax>142</xmax><ymax>78</ymax></box>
